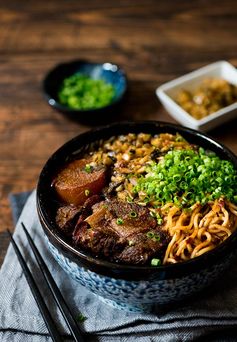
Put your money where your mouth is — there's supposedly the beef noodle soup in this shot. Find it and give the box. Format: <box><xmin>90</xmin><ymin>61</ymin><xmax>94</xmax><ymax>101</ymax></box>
<box><xmin>52</xmin><ymin>132</ymin><xmax>237</xmax><ymax>266</ymax></box>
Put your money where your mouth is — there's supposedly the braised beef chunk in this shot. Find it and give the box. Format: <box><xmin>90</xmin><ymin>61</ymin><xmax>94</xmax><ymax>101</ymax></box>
<box><xmin>56</xmin><ymin>205</ymin><xmax>82</xmax><ymax>236</ymax></box>
<box><xmin>77</xmin><ymin>194</ymin><xmax>103</xmax><ymax>223</ymax></box>
<box><xmin>73</xmin><ymin>220</ymin><xmax>124</xmax><ymax>257</ymax></box>
<box><xmin>107</xmin><ymin>199</ymin><xmax>157</xmax><ymax>233</ymax></box>
<box><xmin>116</xmin><ymin>230</ymin><xmax>169</xmax><ymax>264</ymax></box>
<box><xmin>73</xmin><ymin>199</ymin><xmax>170</xmax><ymax>265</ymax></box>
<box><xmin>56</xmin><ymin>194</ymin><xmax>102</xmax><ymax>236</ymax></box>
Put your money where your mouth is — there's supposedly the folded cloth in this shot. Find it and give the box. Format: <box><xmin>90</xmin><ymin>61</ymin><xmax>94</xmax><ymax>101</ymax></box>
<box><xmin>1</xmin><ymin>191</ymin><xmax>237</xmax><ymax>341</ymax></box>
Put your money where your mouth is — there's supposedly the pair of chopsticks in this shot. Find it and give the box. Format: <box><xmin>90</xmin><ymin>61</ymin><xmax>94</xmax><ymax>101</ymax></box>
<box><xmin>7</xmin><ymin>222</ymin><xmax>85</xmax><ymax>342</ymax></box>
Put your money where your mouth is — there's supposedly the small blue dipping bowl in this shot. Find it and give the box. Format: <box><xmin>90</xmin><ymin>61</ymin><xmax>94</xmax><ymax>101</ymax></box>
<box><xmin>43</xmin><ymin>60</ymin><xmax>127</xmax><ymax>124</ymax></box>
<box><xmin>37</xmin><ymin>121</ymin><xmax>237</xmax><ymax>312</ymax></box>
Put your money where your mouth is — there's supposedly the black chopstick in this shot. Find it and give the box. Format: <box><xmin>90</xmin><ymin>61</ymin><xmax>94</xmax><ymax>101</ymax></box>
<box><xmin>21</xmin><ymin>222</ymin><xmax>85</xmax><ymax>342</ymax></box>
<box><xmin>7</xmin><ymin>229</ymin><xmax>64</xmax><ymax>342</ymax></box>
<box><xmin>8</xmin><ymin>225</ymin><xmax>85</xmax><ymax>342</ymax></box>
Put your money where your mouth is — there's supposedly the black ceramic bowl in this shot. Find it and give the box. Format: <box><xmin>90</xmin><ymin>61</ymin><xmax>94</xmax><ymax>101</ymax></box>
<box><xmin>37</xmin><ymin>121</ymin><xmax>237</xmax><ymax>312</ymax></box>
<box><xmin>43</xmin><ymin>60</ymin><xmax>127</xmax><ymax>125</ymax></box>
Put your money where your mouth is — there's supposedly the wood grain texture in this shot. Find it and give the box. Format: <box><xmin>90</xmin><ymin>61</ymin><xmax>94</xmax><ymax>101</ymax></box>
<box><xmin>1</xmin><ymin>0</ymin><xmax>237</xmax><ymax>265</ymax></box>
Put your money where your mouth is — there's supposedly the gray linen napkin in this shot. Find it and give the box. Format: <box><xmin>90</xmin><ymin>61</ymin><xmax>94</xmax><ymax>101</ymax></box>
<box><xmin>1</xmin><ymin>191</ymin><xmax>237</xmax><ymax>341</ymax></box>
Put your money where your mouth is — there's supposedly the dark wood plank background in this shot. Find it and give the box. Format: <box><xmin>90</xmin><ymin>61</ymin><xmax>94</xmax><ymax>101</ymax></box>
<box><xmin>1</xmin><ymin>0</ymin><xmax>237</xmax><ymax>265</ymax></box>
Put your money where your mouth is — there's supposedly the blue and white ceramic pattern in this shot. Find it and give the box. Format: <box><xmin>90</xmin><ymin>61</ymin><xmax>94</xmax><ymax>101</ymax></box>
<box><xmin>46</xmin><ymin>236</ymin><xmax>233</xmax><ymax>312</ymax></box>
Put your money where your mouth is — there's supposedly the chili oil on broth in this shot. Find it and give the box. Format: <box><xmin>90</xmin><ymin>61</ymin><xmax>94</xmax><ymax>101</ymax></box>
<box><xmin>52</xmin><ymin>132</ymin><xmax>237</xmax><ymax>266</ymax></box>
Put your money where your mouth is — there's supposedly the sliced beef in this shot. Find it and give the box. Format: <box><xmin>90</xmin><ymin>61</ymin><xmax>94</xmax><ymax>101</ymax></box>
<box><xmin>107</xmin><ymin>199</ymin><xmax>157</xmax><ymax>238</ymax></box>
<box><xmin>73</xmin><ymin>199</ymin><xmax>170</xmax><ymax>265</ymax></box>
<box><xmin>56</xmin><ymin>194</ymin><xmax>102</xmax><ymax>236</ymax></box>
<box><xmin>73</xmin><ymin>201</ymin><xmax>125</xmax><ymax>258</ymax></box>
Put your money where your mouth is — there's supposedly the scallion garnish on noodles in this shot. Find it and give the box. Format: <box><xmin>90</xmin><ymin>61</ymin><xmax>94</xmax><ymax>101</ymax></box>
<box><xmin>134</xmin><ymin>148</ymin><xmax>237</xmax><ymax>207</ymax></box>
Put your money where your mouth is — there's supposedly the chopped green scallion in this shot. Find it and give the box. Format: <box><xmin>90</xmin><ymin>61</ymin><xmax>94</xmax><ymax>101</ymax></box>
<box><xmin>84</xmin><ymin>189</ymin><xmax>90</xmax><ymax>196</ymax></box>
<box><xmin>129</xmin><ymin>211</ymin><xmax>137</xmax><ymax>218</ymax></box>
<box><xmin>157</xmin><ymin>218</ymin><xmax>163</xmax><ymax>225</ymax></box>
<box><xmin>146</xmin><ymin>231</ymin><xmax>160</xmax><ymax>241</ymax></box>
<box><xmin>151</xmin><ymin>258</ymin><xmax>161</xmax><ymax>266</ymax></box>
<box><xmin>134</xmin><ymin>148</ymin><xmax>237</xmax><ymax>207</ymax></box>
<box><xmin>146</xmin><ymin>231</ymin><xmax>154</xmax><ymax>238</ymax></box>
<box><xmin>84</xmin><ymin>164</ymin><xmax>92</xmax><ymax>173</ymax></box>
<box><xmin>58</xmin><ymin>73</ymin><xmax>116</xmax><ymax>110</ymax></box>
<box><xmin>116</xmin><ymin>218</ymin><xmax>124</xmax><ymax>225</ymax></box>
<box><xmin>76</xmin><ymin>313</ymin><xmax>87</xmax><ymax>322</ymax></box>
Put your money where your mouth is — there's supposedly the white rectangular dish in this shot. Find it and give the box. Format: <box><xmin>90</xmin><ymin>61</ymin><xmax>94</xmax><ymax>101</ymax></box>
<box><xmin>156</xmin><ymin>61</ymin><xmax>237</xmax><ymax>131</ymax></box>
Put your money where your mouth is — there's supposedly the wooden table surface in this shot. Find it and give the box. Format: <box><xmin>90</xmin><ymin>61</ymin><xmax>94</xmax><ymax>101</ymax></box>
<box><xmin>1</xmin><ymin>0</ymin><xmax>237</xmax><ymax>265</ymax></box>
